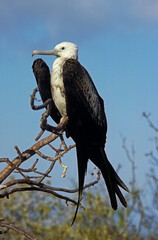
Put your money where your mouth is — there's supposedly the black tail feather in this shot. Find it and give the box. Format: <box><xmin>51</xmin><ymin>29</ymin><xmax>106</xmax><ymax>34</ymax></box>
<box><xmin>103</xmin><ymin>167</ymin><xmax>117</xmax><ymax>210</ymax></box>
<box><xmin>71</xmin><ymin>144</ymin><xmax>88</xmax><ymax>226</ymax></box>
<box><xmin>71</xmin><ymin>145</ymin><xmax>129</xmax><ymax>225</ymax></box>
<box><xmin>115</xmin><ymin>185</ymin><xmax>127</xmax><ymax>207</ymax></box>
<box><xmin>89</xmin><ymin>146</ymin><xmax>129</xmax><ymax>210</ymax></box>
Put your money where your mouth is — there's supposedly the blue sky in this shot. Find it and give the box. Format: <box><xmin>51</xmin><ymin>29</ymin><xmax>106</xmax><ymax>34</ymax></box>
<box><xmin>0</xmin><ymin>1</ymin><xmax>158</xmax><ymax>201</ymax></box>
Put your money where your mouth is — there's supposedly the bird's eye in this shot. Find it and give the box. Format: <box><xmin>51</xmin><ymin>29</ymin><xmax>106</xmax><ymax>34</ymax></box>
<box><xmin>61</xmin><ymin>47</ymin><xmax>65</xmax><ymax>50</ymax></box>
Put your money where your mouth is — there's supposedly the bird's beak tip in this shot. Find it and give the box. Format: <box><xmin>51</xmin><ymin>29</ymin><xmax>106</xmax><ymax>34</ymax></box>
<box><xmin>32</xmin><ymin>50</ymin><xmax>37</xmax><ymax>57</ymax></box>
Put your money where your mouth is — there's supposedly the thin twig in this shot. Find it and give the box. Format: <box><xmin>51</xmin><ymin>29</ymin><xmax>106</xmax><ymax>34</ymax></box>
<box><xmin>0</xmin><ymin>220</ymin><xmax>37</xmax><ymax>240</ymax></box>
<box><xmin>0</xmin><ymin>186</ymin><xmax>79</xmax><ymax>206</ymax></box>
<box><xmin>0</xmin><ymin>169</ymin><xmax>100</xmax><ymax>194</ymax></box>
<box><xmin>142</xmin><ymin>112</ymin><xmax>158</xmax><ymax>132</ymax></box>
<box><xmin>30</xmin><ymin>87</ymin><xmax>52</xmax><ymax>111</ymax></box>
<box><xmin>37</xmin><ymin>161</ymin><xmax>56</xmax><ymax>183</ymax></box>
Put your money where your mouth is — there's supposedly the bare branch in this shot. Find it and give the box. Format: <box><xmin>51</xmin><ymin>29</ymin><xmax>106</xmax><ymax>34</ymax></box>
<box><xmin>0</xmin><ymin>220</ymin><xmax>37</xmax><ymax>240</ymax></box>
<box><xmin>0</xmin><ymin>185</ymin><xmax>79</xmax><ymax>207</ymax></box>
<box><xmin>142</xmin><ymin>112</ymin><xmax>158</xmax><ymax>132</ymax></box>
<box><xmin>0</xmin><ymin>117</ymin><xmax>68</xmax><ymax>184</ymax></box>
<box><xmin>0</xmin><ymin>167</ymin><xmax>100</xmax><ymax>199</ymax></box>
<box><xmin>30</xmin><ymin>87</ymin><xmax>52</xmax><ymax>111</ymax></box>
<box><xmin>122</xmin><ymin>137</ymin><xmax>136</xmax><ymax>186</ymax></box>
<box><xmin>58</xmin><ymin>157</ymin><xmax>68</xmax><ymax>178</ymax></box>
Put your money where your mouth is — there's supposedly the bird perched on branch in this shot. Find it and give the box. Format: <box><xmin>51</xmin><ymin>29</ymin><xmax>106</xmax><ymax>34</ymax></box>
<box><xmin>32</xmin><ymin>42</ymin><xmax>129</xmax><ymax>225</ymax></box>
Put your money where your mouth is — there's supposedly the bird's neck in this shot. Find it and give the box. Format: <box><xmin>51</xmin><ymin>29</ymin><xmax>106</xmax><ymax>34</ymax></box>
<box><xmin>52</xmin><ymin>57</ymin><xmax>66</xmax><ymax>71</ymax></box>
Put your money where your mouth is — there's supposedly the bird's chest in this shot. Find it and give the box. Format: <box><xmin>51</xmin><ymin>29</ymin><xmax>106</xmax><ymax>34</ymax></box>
<box><xmin>51</xmin><ymin>59</ymin><xmax>67</xmax><ymax>117</ymax></box>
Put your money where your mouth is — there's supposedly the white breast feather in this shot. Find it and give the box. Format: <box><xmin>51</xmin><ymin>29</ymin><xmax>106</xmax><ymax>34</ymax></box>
<box><xmin>51</xmin><ymin>58</ymin><xmax>67</xmax><ymax>117</ymax></box>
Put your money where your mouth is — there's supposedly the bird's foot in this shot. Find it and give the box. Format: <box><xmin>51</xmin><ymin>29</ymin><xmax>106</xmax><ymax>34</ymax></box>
<box><xmin>35</xmin><ymin>115</ymin><xmax>69</xmax><ymax>141</ymax></box>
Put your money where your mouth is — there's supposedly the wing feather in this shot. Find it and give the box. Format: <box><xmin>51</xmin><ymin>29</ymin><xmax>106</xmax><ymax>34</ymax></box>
<box><xmin>63</xmin><ymin>59</ymin><xmax>107</xmax><ymax>145</ymax></box>
<box><xmin>32</xmin><ymin>58</ymin><xmax>61</xmax><ymax>124</ymax></box>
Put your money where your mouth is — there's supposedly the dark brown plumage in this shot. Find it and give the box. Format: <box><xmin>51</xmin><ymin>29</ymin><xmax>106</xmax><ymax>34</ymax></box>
<box><xmin>32</xmin><ymin>57</ymin><xmax>129</xmax><ymax>226</ymax></box>
<box><xmin>32</xmin><ymin>58</ymin><xmax>61</xmax><ymax>124</ymax></box>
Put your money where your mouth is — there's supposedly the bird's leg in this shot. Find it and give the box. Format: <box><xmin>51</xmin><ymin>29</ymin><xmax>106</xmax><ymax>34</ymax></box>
<box><xmin>36</xmin><ymin>106</ymin><xmax>69</xmax><ymax>141</ymax></box>
<box><xmin>40</xmin><ymin>108</ymin><xmax>68</xmax><ymax>134</ymax></box>
<box><xmin>48</xmin><ymin>116</ymin><xmax>69</xmax><ymax>134</ymax></box>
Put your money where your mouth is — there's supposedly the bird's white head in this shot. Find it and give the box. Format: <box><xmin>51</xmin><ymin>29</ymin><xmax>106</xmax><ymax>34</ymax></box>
<box><xmin>32</xmin><ymin>42</ymin><xmax>78</xmax><ymax>60</ymax></box>
<box><xmin>54</xmin><ymin>42</ymin><xmax>78</xmax><ymax>59</ymax></box>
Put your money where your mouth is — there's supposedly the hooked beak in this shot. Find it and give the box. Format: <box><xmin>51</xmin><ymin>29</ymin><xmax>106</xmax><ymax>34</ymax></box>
<box><xmin>32</xmin><ymin>48</ymin><xmax>59</xmax><ymax>57</ymax></box>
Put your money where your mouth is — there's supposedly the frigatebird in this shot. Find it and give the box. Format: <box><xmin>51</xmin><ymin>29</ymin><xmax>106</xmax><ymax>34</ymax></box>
<box><xmin>32</xmin><ymin>42</ymin><xmax>129</xmax><ymax>225</ymax></box>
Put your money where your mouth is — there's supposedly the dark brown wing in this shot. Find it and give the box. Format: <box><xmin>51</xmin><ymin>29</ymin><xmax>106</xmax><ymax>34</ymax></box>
<box><xmin>63</xmin><ymin>59</ymin><xmax>107</xmax><ymax>146</ymax></box>
<box><xmin>32</xmin><ymin>58</ymin><xmax>61</xmax><ymax>124</ymax></box>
